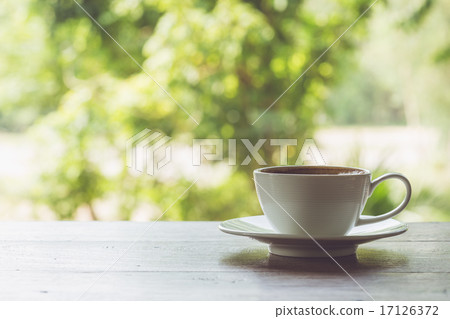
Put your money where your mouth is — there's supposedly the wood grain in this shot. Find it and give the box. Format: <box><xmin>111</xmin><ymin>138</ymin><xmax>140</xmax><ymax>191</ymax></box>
<box><xmin>0</xmin><ymin>222</ymin><xmax>448</xmax><ymax>300</ymax></box>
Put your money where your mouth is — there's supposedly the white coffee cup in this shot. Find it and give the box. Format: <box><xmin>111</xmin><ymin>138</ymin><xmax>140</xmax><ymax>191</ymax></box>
<box><xmin>253</xmin><ymin>165</ymin><xmax>412</xmax><ymax>237</ymax></box>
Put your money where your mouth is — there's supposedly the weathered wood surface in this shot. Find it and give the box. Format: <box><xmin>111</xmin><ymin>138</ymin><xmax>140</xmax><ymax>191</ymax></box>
<box><xmin>0</xmin><ymin>222</ymin><xmax>448</xmax><ymax>300</ymax></box>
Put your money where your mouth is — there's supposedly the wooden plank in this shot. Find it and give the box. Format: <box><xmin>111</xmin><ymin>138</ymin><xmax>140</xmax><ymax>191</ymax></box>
<box><xmin>390</xmin><ymin>222</ymin><xmax>450</xmax><ymax>242</ymax></box>
<box><xmin>0</xmin><ymin>240</ymin><xmax>449</xmax><ymax>274</ymax></box>
<box><xmin>0</xmin><ymin>222</ymin><xmax>448</xmax><ymax>242</ymax></box>
<box><xmin>0</xmin><ymin>271</ymin><xmax>447</xmax><ymax>301</ymax></box>
<box><xmin>0</xmin><ymin>222</ymin><xmax>448</xmax><ymax>300</ymax></box>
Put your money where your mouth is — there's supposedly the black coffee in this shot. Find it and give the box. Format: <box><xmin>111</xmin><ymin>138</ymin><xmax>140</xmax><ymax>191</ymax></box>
<box><xmin>260</xmin><ymin>166</ymin><xmax>366</xmax><ymax>175</ymax></box>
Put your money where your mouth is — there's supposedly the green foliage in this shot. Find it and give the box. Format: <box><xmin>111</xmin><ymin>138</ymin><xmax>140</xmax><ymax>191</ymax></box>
<box><xmin>434</xmin><ymin>45</ymin><xmax>450</xmax><ymax>63</ymax></box>
<box><xmin>0</xmin><ymin>0</ymin><xmax>64</xmax><ymax>131</ymax></box>
<box><xmin>15</xmin><ymin>0</ymin><xmax>375</xmax><ymax>220</ymax></box>
<box><xmin>324</xmin><ymin>0</ymin><xmax>450</xmax><ymax>128</ymax></box>
<box><xmin>398</xmin><ymin>0</ymin><xmax>434</xmax><ymax>30</ymax></box>
<box><xmin>362</xmin><ymin>172</ymin><xmax>396</xmax><ymax>217</ymax></box>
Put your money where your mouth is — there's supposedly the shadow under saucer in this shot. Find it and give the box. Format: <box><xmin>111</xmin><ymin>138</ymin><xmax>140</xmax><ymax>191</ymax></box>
<box><xmin>221</xmin><ymin>246</ymin><xmax>408</xmax><ymax>274</ymax></box>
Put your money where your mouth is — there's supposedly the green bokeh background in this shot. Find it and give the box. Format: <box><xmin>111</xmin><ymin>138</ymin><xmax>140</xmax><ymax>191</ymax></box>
<box><xmin>0</xmin><ymin>0</ymin><xmax>449</xmax><ymax>221</ymax></box>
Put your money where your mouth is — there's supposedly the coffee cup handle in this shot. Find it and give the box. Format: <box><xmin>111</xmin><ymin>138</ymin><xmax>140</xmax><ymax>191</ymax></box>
<box><xmin>356</xmin><ymin>173</ymin><xmax>412</xmax><ymax>226</ymax></box>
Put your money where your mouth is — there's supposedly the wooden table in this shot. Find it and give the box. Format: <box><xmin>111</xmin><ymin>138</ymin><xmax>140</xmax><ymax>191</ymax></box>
<box><xmin>0</xmin><ymin>222</ymin><xmax>448</xmax><ymax>300</ymax></box>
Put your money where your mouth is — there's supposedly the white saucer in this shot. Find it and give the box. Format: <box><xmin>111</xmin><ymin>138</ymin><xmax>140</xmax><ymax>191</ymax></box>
<box><xmin>219</xmin><ymin>215</ymin><xmax>408</xmax><ymax>257</ymax></box>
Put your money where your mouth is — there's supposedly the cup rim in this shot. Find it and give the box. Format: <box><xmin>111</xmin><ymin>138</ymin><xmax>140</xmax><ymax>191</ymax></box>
<box><xmin>254</xmin><ymin>165</ymin><xmax>371</xmax><ymax>176</ymax></box>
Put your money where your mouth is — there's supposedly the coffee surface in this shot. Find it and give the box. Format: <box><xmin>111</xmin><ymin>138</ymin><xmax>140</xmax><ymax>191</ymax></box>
<box><xmin>260</xmin><ymin>166</ymin><xmax>366</xmax><ymax>175</ymax></box>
